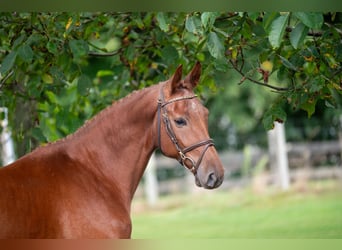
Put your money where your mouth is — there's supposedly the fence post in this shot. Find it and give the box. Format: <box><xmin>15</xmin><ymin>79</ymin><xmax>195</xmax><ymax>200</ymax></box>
<box><xmin>0</xmin><ymin>107</ymin><xmax>16</xmax><ymax>166</ymax></box>
<box><xmin>143</xmin><ymin>152</ymin><xmax>159</xmax><ymax>206</ymax></box>
<box><xmin>267</xmin><ymin>122</ymin><xmax>290</xmax><ymax>190</ymax></box>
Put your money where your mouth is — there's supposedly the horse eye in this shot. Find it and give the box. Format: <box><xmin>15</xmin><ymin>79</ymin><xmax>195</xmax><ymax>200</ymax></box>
<box><xmin>174</xmin><ymin>118</ymin><xmax>187</xmax><ymax>127</ymax></box>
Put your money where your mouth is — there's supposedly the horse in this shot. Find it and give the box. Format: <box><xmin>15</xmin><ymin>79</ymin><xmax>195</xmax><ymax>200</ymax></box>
<box><xmin>0</xmin><ymin>62</ymin><xmax>225</xmax><ymax>238</ymax></box>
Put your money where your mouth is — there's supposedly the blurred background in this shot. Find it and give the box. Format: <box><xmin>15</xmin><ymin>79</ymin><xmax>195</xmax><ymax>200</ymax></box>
<box><xmin>1</xmin><ymin>12</ymin><xmax>341</xmax><ymax>238</ymax></box>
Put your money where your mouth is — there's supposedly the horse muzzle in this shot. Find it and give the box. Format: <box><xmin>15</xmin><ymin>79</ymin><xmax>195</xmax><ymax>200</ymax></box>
<box><xmin>195</xmin><ymin>168</ymin><xmax>224</xmax><ymax>189</ymax></box>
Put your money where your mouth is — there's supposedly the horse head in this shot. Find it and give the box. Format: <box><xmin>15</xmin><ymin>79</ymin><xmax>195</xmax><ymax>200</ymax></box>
<box><xmin>157</xmin><ymin>62</ymin><xmax>225</xmax><ymax>189</ymax></box>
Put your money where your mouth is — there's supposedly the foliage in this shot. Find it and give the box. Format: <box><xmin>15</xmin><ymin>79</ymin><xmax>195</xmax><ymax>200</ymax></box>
<box><xmin>0</xmin><ymin>12</ymin><xmax>341</xmax><ymax>155</ymax></box>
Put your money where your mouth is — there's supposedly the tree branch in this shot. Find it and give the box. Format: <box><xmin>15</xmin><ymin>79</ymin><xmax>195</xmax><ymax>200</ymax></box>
<box><xmin>229</xmin><ymin>59</ymin><xmax>289</xmax><ymax>92</ymax></box>
<box><xmin>331</xmin><ymin>67</ymin><xmax>342</xmax><ymax>78</ymax></box>
<box><xmin>0</xmin><ymin>70</ymin><xmax>14</xmax><ymax>90</ymax></box>
<box><xmin>285</xmin><ymin>27</ymin><xmax>323</xmax><ymax>37</ymax></box>
<box><xmin>324</xmin><ymin>22</ymin><xmax>342</xmax><ymax>35</ymax></box>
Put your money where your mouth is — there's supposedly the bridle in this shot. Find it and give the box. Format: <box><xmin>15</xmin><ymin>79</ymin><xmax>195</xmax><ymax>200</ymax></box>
<box><xmin>157</xmin><ymin>84</ymin><xmax>214</xmax><ymax>175</ymax></box>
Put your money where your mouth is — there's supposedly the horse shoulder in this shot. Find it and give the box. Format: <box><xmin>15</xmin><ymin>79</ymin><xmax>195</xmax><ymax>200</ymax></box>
<box><xmin>0</xmin><ymin>141</ymin><xmax>132</xmax><ymax>238</ymax></box>
<box><xmin>0</xmin><ymin>152</ymin><xmax>62</xmax><ymax>238</ymax></box>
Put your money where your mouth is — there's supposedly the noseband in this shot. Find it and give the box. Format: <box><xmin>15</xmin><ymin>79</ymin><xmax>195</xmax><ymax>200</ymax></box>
<box><xmin>157</xmin><ymin>85</ymin><xmax>214</xmax><ymax>174</ymax></box>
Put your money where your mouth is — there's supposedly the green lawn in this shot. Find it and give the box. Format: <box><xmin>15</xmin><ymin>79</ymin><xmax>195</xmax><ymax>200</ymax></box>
<box><xmin>131</xmin><ymin>180</ymin><xmax>342</xmax><ymax>238</ymax></box>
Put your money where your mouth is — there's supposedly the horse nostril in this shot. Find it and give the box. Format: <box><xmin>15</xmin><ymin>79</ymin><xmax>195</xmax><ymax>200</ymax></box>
<box><xmin>206</xmin><ymin>172</ymin><xmax>218</xmax><ymax>188</ymax></box>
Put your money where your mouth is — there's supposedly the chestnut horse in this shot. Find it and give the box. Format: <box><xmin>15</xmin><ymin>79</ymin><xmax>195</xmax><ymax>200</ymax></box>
<box><xmin>0</xmin><ymin>62</ymin><xmax>224</xmax><ymax>238</ymax></box>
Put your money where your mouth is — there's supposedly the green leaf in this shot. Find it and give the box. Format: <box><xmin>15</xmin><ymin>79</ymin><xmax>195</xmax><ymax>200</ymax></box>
<box><xmin>69</xmin><ymin>40</ymin><xmax>89</xmax><ymax>60</ymax></box>
<box><xmin>248</xmin><ymin>12</ymin><xmax>261</xmax><ymax>22</ymax></box>
<box><xmin>156</xmin><ymin>12</ymin><xmax>169</xmax><ymax>32</ymax></box>
<box><xmin>201</xmin><ymin>12</ymin><xmax>218</xmax><ymax>30</ymax></box>
<box><xmin>213</xmin><ymin>27</ymin><xmax>229</xmax><ymax>38</ymax></box>
<box><xmin>272</xmin><ymin>106</ymin><xmax>287</xmax><ymax>123</ymax></box>
<box><xmin>58</xmin><ymin>85</ymin><xmax>78</xmax><ymax>106</ymax></box>
<box><xmin>262</xmin><ymin>112</ymin><xmax>275</xmax><ymax>130</ymax></box>
<box><xmin>77</xmin><ymin>74</ymin><xmax>92</xmax><ymax>96</ymax></box>
<box><xmin>294</xmin><ymin>12</ymin><xmax>323</xmax><ymax>29</ymax></box>
<box><xmin>26</xmin><ymin>33</ymin><xmax>44</xmax><ymax>46</ymax></box>
<box><xmin>278</xmin><ymin>55</ymin><xmax>298</xmax><ymax>71</ymax></box>
<box><xmin>132</xmin><ymin>15</ymin><xmax>145</xmax><ymax>30</ymax></box>
<box><xmin>50</xmin><ymin>66</ymin><xmax>67</xmax><ymax>84</ymax></box>
<box><xmin>262</xmin><ymin>104</ymin><xmax>287</xmax><ymax>130</ymax></box>
<box><xmin>31</xmin><ymin>127</ymin><xmax>47</xmax><ymax>143</ymax></box>
<box><xmin>45</xmin><ymin>90</ymin><xmax>58</xmax><ymax>104</ymax></box>
<box><xmin>263</xmin><ymin>12</ymin><xmax>280</xmax><ymax>32</ymax></box>
<box><xmin>12</xmin><ymin>34</ymin><xmax>27</xmax><ymax>49</ymax></box>
<box><xmin>18</xmin><ymin>44</ymin><xmax>34</xmax><ymax>63</ymax></box>
<box><xmin>185</xmin><ymin>15</ymin><xmax>202</xmax><ymax>34</ymax></box>
<box><xmin>96</xmin><ymin>70</ymin><xmax>114</xmax><ymax>78</ymax></box>
<box><xmin>325</xmin><ymin>100</ymin><xmax>336</xmax><ymax>109</ymax></box>
<box><xmin>124</xmin><ymin>44</ymin><xmax>135</xmax><ymax>61</ymax></box>
<box><xmin>290</xmin><ymin>23</ymin><xmax>309</xmax><ymax>49</ymax></box>
<box><xmin>268</xmin><ymin>14</ymin><xmax>289</xmax><ymax>49</ymax></box>
<box><xmin>161</xmin><ymin>45</ymin><xmax>179</xmax><ymax>65</ymax></box>
<box><xmin>47</xmin><ymin>41</ymin><xmax>58</xmax><ymax>55</ymax></box>
<box><xmin>301</xmin><ymin>99</ymin><xmax>317</xmax><ymax>117</ymax></box>
<box><xmin>42</xmin><ymin>74</ymin><xmax>53</xmax><ymax>84</ymax></box>
<box><xmin>213</xmin><ymin>57</ymin><xmax>229</xmax><ymax>72</ymax></box>
<box><xmin>0</xmin><ymin>51</ymin><xmax>17</xmax><ymax>75</ymax></box>
<box><xmin>207</xmin><ymin>31</ymin><xmax>225</xmax><ymax>59</ymax></box>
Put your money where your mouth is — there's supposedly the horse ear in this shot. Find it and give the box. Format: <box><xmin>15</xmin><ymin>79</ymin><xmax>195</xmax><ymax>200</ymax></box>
<box><xmin>168</xmin><ymin>64</ymin><xmax>183</xmax><ymax>94</ymax></box>
<box><xmin>184</xmin><ymin>61</ymin><xmax>201</xmax><ymax>89</ymax></box>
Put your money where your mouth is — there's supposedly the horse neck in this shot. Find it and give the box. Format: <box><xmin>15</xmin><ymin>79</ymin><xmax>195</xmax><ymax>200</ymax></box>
<box><xmin>65</xmin><ymin>84</ymin><xmax>160</xmax><ymax>205</ymax></box>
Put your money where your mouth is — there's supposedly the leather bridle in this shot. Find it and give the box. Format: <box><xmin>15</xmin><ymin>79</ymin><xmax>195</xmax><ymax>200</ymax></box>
<box><xmin>157</xmin><ymin>84</ymin><xmax>214</xmax><ymax>174</ymax></box>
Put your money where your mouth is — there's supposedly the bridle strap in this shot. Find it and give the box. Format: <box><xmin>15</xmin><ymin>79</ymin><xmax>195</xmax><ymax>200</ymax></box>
<box><xmin>157</xmin><ymin>85</ymin><xmax>197</xmax><ymax>152</ymax></box>
<box><xmin>182</xmin><ymin>139</ymin><xmax>214</xmax><ymax>154</ymax></box>
<box><xmin>157</xmin><ymin>84</ymin><xmax>215</xmax><ymax>174</ymax></box>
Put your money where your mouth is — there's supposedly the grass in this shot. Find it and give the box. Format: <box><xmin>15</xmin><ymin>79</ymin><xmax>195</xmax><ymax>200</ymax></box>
<box><xmin>131</xmin><ymin>180</ymin><xmax>342</xmax><ymax>238</ymax></box>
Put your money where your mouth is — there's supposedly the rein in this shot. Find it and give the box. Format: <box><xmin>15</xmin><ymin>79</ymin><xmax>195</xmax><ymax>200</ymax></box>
<box><xmin>157</xmin><ymin>85</ymin><xmax>214</xmax><ymax>174</ymax></box>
